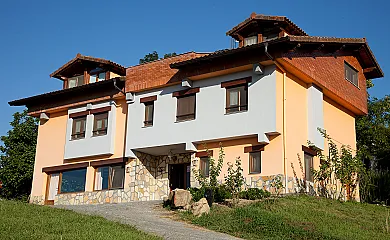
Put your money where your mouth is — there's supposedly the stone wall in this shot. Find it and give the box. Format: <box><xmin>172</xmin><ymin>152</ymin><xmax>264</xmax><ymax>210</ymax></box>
<box><xmin>30</xmin><ymin>195</ymin><xmax>45</xmax><ymax>205</ymax></box>
<box><xmin>52</xmin><ymin>152</ymin><xmax>192</xmax><ymax>205</ymax></box>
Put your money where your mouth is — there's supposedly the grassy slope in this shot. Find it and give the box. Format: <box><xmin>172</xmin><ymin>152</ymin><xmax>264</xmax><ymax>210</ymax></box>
<box><xmin>181</xmin><ymin>195</ymin><xmax>390</xmax><ymax>240</ymax></box>
<box><xmin>0</xmin><ymin>199</ymin><xmax>161</xmax><ymax>240</ymax></box>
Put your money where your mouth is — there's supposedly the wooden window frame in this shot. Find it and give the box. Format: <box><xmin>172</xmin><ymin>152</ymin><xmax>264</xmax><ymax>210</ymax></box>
<box><xmin>144</xmin><ymin>101</ymin><xmax>154</xmax><ymax>127</ymax></box>
<box><xmin>344</xmin><ymin>61</ymin><xmax>359</xmax><ymax>87</ymax></box>
<box><xmin>222</xmin><ymin>77</ymin><xmax>251</xmax><ymax>114</ymax></box>
<box><xmin>71</xmin><ymin>116</ymin><xmax>87</xmax><ymax>140</ymax></box>
<box><xmin>175</xmin><ymin>94</ymin><xmax>196</xmax><ymax>122</ymax></box>
<box><xmin>92</xmin><ymin>112</ymin><xmax>109</xmax><ymax>137</ymax></box>
<box><xmin>93</xmin><ymin>163</ymin><xmax>125</xmax><ymax>191</ymax></box>
<box><xmin>89</xmin><ymin>70</ymin><xmax>108</xmax><ymax>84</ymax></box>
<box><xmin>249</xmin><ymin>151</ymin><xmax>261</xmax><ymax>174</ymax></box>
<box><xmin>304</xmin><ymin>153</ymin><xmax>314</xmax><ymax>182</ymax></box>
<box><xmin>199</xmin><ymin>156</ymin><xmax>210</xmax><ymax>177</ymax></box>
<box><xmin>47</xmin><ymin>168</ymin><xmax>87</xmax><ymax>195</ymax></box>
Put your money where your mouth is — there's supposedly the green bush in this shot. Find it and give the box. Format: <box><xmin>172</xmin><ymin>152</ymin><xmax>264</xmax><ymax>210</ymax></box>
<box><xmin>240</xmin><ymin>188</ymin><xmax>270</xmax><ymax>200</ymax></box>
<box><xmin>189</xmin><ymin>187</ymin><xmax>205</xmax><ymax>202</ymax></box>
<box><xmin>214</xmin><ymin>185</ymin><xmax>232</xmax><ymax>202</ymax></box>
<box><xmin>360</xmin><ymin>169</ymin><xmax>390</xmax><ymax>205</ymax></box>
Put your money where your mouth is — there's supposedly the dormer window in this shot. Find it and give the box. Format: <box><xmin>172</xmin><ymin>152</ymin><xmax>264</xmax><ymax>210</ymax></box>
<box><xmin>89</xmin><ymin>68</ymin><xmax>107</xmax><ymax>83</ymax></box>
<box><xmin>68</xmin><ymin>75</ymin><xmax>84</xmax><ymax>88</ymax></box>
<box><xmin>244</xmin><ymin>36</ymin><xmax>258</xmax><ymax>46</ymax></box>
<box><xmin>263</xmin><ymin>32</ymin><xmax>279</xmax><ymax>41</ymax></box>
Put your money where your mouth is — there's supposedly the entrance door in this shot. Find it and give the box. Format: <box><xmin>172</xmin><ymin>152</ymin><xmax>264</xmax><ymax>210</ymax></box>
<box><xmin>169</xmin><ymin>163</ymin><xmax>191</xmax><ymax>190</ymax></box>
<box><xmin>46</xmin><ymin>173</ymin><xmax>59</xmax><ymax>205</ymax></box>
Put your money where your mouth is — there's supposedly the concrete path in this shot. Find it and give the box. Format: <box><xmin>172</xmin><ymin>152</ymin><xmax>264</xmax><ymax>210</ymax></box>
<box><xmin>56</xmin><ymin>201</ymin><xmax>240</xmax><ymax>240</ymax></box>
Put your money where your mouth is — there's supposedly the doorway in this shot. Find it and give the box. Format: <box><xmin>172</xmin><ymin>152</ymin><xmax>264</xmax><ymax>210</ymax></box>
<box><xmin>45</xmin><ymin>173</ymin><xmax>59</xmax><ymax>205</ymax></box>
<box><xmin>168</xmin><ymin>163</ymin><xmax>190</xmax><ymax>190</ymax></box>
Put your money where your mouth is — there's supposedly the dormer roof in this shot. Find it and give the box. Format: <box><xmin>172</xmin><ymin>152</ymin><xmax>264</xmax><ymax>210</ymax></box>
<box><xmin>227</xmin><ymin>13</ymin><xmax>308</xmax><ymax>40</ymax></box>
<box><xmin>50</xmin><ymin>53</ymin><xmax>126</xmax><ymax>80</ymax></box>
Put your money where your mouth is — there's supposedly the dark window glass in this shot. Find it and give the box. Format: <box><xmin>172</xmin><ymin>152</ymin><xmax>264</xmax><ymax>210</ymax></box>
<box><xmin>176</xmin><ymin>95</ymin><xmax>196</xmax><ymax>121</ymax></box>
<box><xmin>344</xmin><ymin>62</ymin><xmax>358</xmax><ymax>87</ymax></box>
<box><xmin>249</xmin><ymin>152</ymin><xmax>261</xmax><ymax>173</ymax></box>
<box><xmin>199</xmin><ymin>157</ymin><xmax>210</xmax><ymax>177</ymax></box>
<box><xmin>94</xmin><ymin>164</ymin><xmax>125</xmax><ymax>190</ymax></box>
<box><xmin>226</xmin><ymin>85</ymin><xmax>248</xmax><ymax>113</ymax></box>
<box><xmin>144</xmin><ymin>102</ymin><xmax>154</xmax><ymax>127</ymax></box>
<box><xmin>93</xmin><ymin>112</ymin><xmax>108</xmax><ymax>136</ymax></box>
<box><xmin>71</xmin><ymin>116</ymin><xmax>86</xmax><ymax>140</ymax></box>
<box><xmin>60</xmin><ymin>168</ymin><xmax>87</xmax><ymax>193</ymax></box>
<box><xmin>304</xmin><ymin>153</ymin><xmax>314</xmax><ymax>182</ymax></box>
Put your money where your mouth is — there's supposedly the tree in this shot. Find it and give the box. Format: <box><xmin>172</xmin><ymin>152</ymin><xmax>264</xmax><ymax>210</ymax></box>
<box><xmin>139</xmin><ymin>51</ymin><xmax>177</xmax><ymax>64</ymax></box>
<box><xmin>356</xmin><ymin>80</ymin><xmax>390</xmax><ymax>171</ymax></box>
<box><xmin>0</xmin><ymin>110</ymin><xmax>38</xmax><ymax>200</ymax></box>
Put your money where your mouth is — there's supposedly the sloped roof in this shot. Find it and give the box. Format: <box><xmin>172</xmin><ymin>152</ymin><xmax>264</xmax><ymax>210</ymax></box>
<box><xmin>226</xmin><ymin>13</ymin><xmax>308</xmax><ymax>37</ymax></box>
<box><xmin>170</xmin><ymin>36</ymin><xmax>383</xmax><ymax>79</ymax></box>
<box><xmin>50</xmin><ymin>53</ymin><xmax>126</xmax><ymax>79</ymax></box>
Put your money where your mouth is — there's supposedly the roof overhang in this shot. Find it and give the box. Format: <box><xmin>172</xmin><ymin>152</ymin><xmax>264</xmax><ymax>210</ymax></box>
<box><xmin>50</xmin><ymin>54</ymin><xmax>126</xmax><ymax>80</ymax></box>
<box><xmin>170</xmin><ymin>36</ymin><xmax>383</xmax><ymax>79</ymax></box>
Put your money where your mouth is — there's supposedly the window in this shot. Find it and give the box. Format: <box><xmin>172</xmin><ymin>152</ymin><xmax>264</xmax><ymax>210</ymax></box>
<box><xmin>71</xmin><ymin>116</ymin><xmax>86</xmax><ymax>140</ymax></box>
<box><xmin>144</xmin><ymin>102</ymin><xmax>154</xmax><ymax>127</ymax></box>
<box><xmin>94</xmin><ymin>164</ymin><xmax>125</xmax><ymax>190</ymax></box>
<box><xmin>345</xmin><ymin>62</ymin><xmax>358</xmax><ymax>87</ymax></box>
<box><xmin>249</xmin><ymin>152</ymin><xmax>261</xmax><ymax>174</ymax></box>
<box><xmin>226</xmin><ymin>85</ymin><xmax>248</xmax><ymax>113</ymax></box>
<box><xmin>93</xmin><ymin>112</ymin><xmax>108</xmax><ymax>136</ymax></box>
<box><xmin>263</xmin><ymin>32</ymin><xmax>279</xmax><ymax>41</ymax></box>
<box><xmin>68</xmin><ymin>75</ymin><xmax>84</xmax><ymax>88</ymax></box>
<box><xmin>304</xmin><ymin>153</ymin><xmax>314</xmax><ymax>182</ymax></box>
<box><xmin>60</xmin><ymin>168</ymin><xmax>87</xmax><ymax>193</ymax></box>
<box><xmin>199</xmin><ymin>157</ymin><xmax>210</xmax><ymax>177</ymax></box>
<box><xmin>244</xmin><ymin>36</ymin><xmax>257</xmax><ymax>46</ymax></box>
<box><xmin>90</xmin><ymin>72</ymin><xmax>106</xmax><ymax>83</ymax></box>
<box><xmin>176</xmin><ymin>94</ymin><xmax>196</xmax><ymax>121</ymax></box>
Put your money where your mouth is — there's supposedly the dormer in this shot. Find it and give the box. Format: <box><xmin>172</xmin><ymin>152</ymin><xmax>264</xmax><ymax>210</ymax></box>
<box><xmin>50</xmin><ymin>53</ymin><xmax>126</xmax><ymax>89</ymax></box>
<box><xmin>227</xmin><ymin>13</ymin><xmax>308</xmax><ymax>47</ymax></box>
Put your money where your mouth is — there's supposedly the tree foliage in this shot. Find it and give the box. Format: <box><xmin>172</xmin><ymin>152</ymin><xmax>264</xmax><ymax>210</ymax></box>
<box><xmin>0</xmin><ymin>110</ymin><xmax>38</xmax><ymax>200</ymax></box>
<box><xmin>356</xmin><ymin>95</ymin><xmax>390</xmax><ymax>170</ymax></box>
<box><xmin>139</xmin><ymin>51</ymin><xmax>177</xmax><ymax>64</ymax></box>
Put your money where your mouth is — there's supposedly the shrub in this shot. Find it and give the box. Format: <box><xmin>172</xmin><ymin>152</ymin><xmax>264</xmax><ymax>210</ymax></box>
<box><xmin>240</xmin><ymin>188</ymin><xmax>270</xmax><ymax>200</ymax></box>
<box><xmin>214</xmin><ymin>184</ymin><xmax>232</xmax><ymax>202</ymax></box>
<box><xmin>360</xmin><ymin>170</ymin><xmax>390</xmax><ymax>205</ymax></box>
<box><xmin>189</xmin><ymin>187</ymin><xmax>205</xmax><ymax>202</ymax></box>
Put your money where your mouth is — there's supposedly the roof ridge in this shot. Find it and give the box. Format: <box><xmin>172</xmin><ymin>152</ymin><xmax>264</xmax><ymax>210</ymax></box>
<box><xmin>127</xmin><ymin>51</ymin><xmax>208</xmax><ymax>69</ymax></box>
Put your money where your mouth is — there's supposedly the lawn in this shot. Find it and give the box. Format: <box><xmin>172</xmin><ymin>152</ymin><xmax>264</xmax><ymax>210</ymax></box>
<box><xmin>181</xmin><ymin>195</ymin><xmax>390</xmax><ymax>240</ymax></box>
<box><xmin>0</xmin><ymin>199</ymin><xmax>161</xmax><ymax>240</ymax></box>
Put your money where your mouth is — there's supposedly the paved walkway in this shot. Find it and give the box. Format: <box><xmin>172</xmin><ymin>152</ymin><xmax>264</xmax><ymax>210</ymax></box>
<box><xmin>56</xmin><ymin>201</ymin><xmax>240</xmax><ymax>240</ymax></box>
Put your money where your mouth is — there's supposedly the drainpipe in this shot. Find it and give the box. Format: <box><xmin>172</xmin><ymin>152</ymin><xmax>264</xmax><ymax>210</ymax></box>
<box><xmin>264</xmin><ymin>43</ymin><xmax>288</xmax><ymax>194</ymax></box>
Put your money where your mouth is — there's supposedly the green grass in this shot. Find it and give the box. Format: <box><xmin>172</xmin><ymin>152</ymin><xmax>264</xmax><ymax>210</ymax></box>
<box><xmin>0</xmin><ymin>199</ymin><xmax>161</xmax><ymax>240</ymax></box>
<box><xmin>180</xmin><ymin>195</ymin><xmax>390</xmax><ymax>240</ymax></box>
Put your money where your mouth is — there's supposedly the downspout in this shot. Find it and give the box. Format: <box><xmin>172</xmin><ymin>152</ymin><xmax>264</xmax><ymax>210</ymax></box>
<box><xmin>264</xmin><ymin>43</ymin><xmax>288</xmax><ymax>194</ymax></box>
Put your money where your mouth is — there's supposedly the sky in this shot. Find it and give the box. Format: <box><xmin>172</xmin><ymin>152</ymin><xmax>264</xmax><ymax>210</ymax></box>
<box><xmin>0</xmin><ymin>0</ymin><xmax>389</xmax><ymax>137</ymax></box>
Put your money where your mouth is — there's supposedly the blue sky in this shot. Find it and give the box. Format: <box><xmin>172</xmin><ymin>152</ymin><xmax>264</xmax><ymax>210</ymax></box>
<box><xmin>0</xmin><ymin>0</ymin><xmax>389</xmax><ymax>137</ymax></box>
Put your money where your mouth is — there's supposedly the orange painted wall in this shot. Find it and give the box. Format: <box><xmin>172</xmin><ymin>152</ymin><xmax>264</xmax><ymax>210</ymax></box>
<box><xmin>31</xmin><ymin>111</ymin><xmax>68</xmax><ymax>197</ymax></box>
<box><xmin>197</xmin><ymin>135</ymin><xmax>283</xmax><ymax>181</ymax></box>
<box><xmin>31</xmin><ymin>98</ymin><xmax>129</xmax><ymax>198</ymax></box>
<box><xmin>323</xmin><ymin>96</ymin><xmax>356</xmax><ymax>152</ymax></box>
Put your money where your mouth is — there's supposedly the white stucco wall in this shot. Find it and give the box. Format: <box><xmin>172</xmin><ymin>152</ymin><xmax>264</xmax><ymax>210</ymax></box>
<box><xmin>307</xmin><ymin>84</ymin><xmax>324</xmax><ymax>149</ymax></box>
<box><xmin>64</xmin><ymin>101</ymin><xmax>116</xmax><ymax>159</ymax></box>
<box><xmin>125</xmin><ymin>66</ymin><xmax>279</xmax><ymax>158</ymax></box>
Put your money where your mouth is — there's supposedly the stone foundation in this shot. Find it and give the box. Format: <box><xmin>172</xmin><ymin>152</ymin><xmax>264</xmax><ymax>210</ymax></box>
<box><xmin>55</xmin><ymin>189</ymin><xmax>133</xmax><ymax>205</ymax></box>
<box><xmin>30</xmin><ymin>195</ymin><xmax>45</xmax><ymax>205</ymax></box>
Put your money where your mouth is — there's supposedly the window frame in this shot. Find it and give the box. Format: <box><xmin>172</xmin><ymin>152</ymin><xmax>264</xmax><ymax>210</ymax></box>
<box><xmin>94</xmin><ymin>164</ymin><xmax>125</xmax><ymax>191</ymax></box>
<box><xmin>176</xmin><ymin>94</ymin><xmax>196</xmax><ymax>122</ymax></box>
<box><xmin>344</xmin><ymin>61</ymin><xmax>359</xmax><ymax>87</ymax></box>
<box><xmin>89</xmin><ymin>70</ymin><xmax>107</xmax><ymax>83</ymax></box>
<box><xmin>244</xmin><ymin>36</ymin><xmax>258</xmax><ymax>46</ymax></box>
<box><xmin>304</xmin><ymin>153</ymin><xmax>314</xmax><ymax>182</ymax></box>
<box><xmin>68</xmin><ymin>75</ymin><xmax>84</xmax><ymax>88</ymax></box>
<box><xmin>199</xmin><ymin>156</ymin><xmax>210</xmax><ymax>177</ymax></box>
<box><xmin>58</xmin><ymin>168</ymin><xmax>87</xmax><ymax>194</ymax></box>
<box><xmin>71</xmin><ymin>116</ymin><xmax>87</xmax><ymax>140</ymax></box>
<box><xmin>226</xmin><ymin>84</ymin><xmax>248</xmax><ymax>114</ymax></box>
<box><xmin>144</xmin><ymin>101</ymin><xmax>154</xmax><ymax>127</ymax></box>
<box><xmin>92</xmin><ymin>112</ymin><xmax>109</xmax><ymax>137</ymax></box>
<box><xmin>249</xmin><ymin>151</ymin><xmax>261</xmax><ymax>174</ymax></box>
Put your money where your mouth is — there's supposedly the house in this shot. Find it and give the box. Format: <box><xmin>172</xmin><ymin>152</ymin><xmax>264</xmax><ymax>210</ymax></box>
<box><xmin>9</xmin><ymin>13</ymin><xmax>383</xmax><ymax>205</ymax></box>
